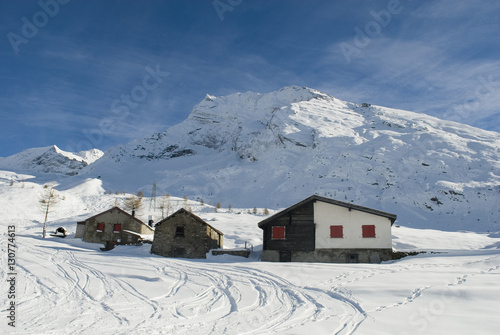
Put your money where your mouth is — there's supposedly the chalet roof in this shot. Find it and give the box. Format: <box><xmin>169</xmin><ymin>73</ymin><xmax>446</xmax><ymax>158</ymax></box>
<box><xmin>155</xmin><ymin>208</ymin><xmax>224</xmax><ymax>236</ymax></box>
<box><xmin>83</xmin><ymin>206</ymin><xmax>153</xmax><ymax>231</ymax></box>
<box><xmin>257</xmin><ymin>195</ymin><xmax>397</xmax><ymax>228</ymax></box>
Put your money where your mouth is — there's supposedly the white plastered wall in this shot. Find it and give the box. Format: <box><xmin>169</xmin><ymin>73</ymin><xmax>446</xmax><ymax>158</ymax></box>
<box><xmin>314</xmin><ymin>201</ymin><xmax>392</xmax><ymax>249</ymax></box>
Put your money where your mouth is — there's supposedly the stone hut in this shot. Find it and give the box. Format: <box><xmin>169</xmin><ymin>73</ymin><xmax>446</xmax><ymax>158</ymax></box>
<box><xmin>78</xmin><ymin>207</ymin><xmax>154</xmax><ymax>245</ymax></box>
<box><xmin>151</xmin><ymin>208</ymin><xmax>223</xmax><ymax>259</ymax></box>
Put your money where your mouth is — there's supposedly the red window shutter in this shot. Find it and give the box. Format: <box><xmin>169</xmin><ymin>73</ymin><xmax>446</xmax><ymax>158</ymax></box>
<box><xmin>272</xmin><ymin>226</ymin><xmax>286</xmax><ymax>240</ymax></box>
<box><xmin>362</xmin><ymin>225</ymin><xmax>376</xmax><ymax>237</ymax></box>
<box><xmin>97</xmin><ymin>222</ymin><xmax>105</xmax><ymax>232</ymax></box>
<box><xmin>330</xmin><ymin>225</ymin><xmax>343</xmax><ymax>238</ymax></box>
<box><xmin>113</xmin><ymin>224</ymin><xmax>122</xmax><ymax>233</ymax></box>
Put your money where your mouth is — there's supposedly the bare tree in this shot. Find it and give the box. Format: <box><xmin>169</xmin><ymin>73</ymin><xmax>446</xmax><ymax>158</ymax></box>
<box><xmin>124</xmin><ymin>195</ymin><xmax>143</xmax><ymax>215</ymax></box>
<box><xmin>39</xmin><ymin>185</ymin><xmax>59</xmax><ymax>238</ymax></box>
<box><xmin>158</xmin><ymin>194</ymin><xmax>172</xmax><ymax>218</ymax></box>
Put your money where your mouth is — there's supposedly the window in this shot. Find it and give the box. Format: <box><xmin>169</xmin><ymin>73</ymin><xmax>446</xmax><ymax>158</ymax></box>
<box><xmin>330</xmin><ymin>225</ymin><xmax>343</xmax><ymax>238</ymax></box>
<box><xmin>362</xmin><ymin>225</ymin><xmax>376</xmax><ymax>237</ymax></box>
<box><xmin>113</xmin><ymin>224</ymin><xmax>122</xmax><ymax>233</ymax></box>
<box><xmin>175</xmin><ymin>226</ymin><xmax>185</xmax><ymax>237</ymax></box>
<box><xmin>97</xmin><ymin>222</ymin><xmax>105</xmax><ymax>232</ymax></box>
<box><xmin>271</xmin><ymin>226</ymin><xmax>286</xmax><ymax>240</ymax></box>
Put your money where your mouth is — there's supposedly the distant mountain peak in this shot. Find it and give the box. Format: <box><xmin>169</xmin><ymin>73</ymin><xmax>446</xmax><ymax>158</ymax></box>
<box><xmin>0</xmin><ymin>145</ymin><xmax>103</xmax><ymax>176</ymax></box>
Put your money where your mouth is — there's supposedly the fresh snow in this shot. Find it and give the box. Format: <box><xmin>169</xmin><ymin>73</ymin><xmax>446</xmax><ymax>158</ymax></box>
<box><xmin>2</xmin><ymin>86</ymin><xmax>499</xmax><ymax>231</ymax></box>
<box><xmin>1</xmin><ymin>86</ymin><xmax>499</xmax><ymax>334</ymax></box>
<box><xmin>1</xmin><ymin>171</ymin><xmax>499</xmax><ymax>334</ymax></box>
<box><xmin>80</xmin><ymin>86</ymin><xmax>499</xmax><ymax>232</ymax></box>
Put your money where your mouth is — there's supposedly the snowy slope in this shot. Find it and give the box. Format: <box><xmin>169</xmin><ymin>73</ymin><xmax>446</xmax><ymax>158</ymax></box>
<box><xmin>1</xmin><ymin>171</ymin><xmax>499</xmax><ymax>335</ymax></box>
<box><xmin>0</xmin><ymin>145</ymin><xmax>103</xmax><ymax>176</ymax></box>
<box><xmin>83</xmin><ymin>86</ymin><xmax>500</xmax><ymax>232</ymax></box>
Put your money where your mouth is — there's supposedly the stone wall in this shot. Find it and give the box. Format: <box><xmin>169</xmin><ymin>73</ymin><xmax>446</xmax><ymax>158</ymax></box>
<box><xmin>82</xmin><ymin>209</ymin><xmax>153</xmax><ymax>245</ymax></box>
<box><xmin>75</xmin><ymin>222</ymin><xmax>86</xmax><ymax>239</ymax></box>
<box><xmin>211</xmin><ymin>249</ymin><xmax>250</xmax><ymax>258</ymax></box>
<box><xmin>151</xmin><ymin>211</ymin><xmax>222</xmax><ymax>259</ymax></box>
<box><xmin>261</xmin><ymin>248</ymin><xmax>393</xmax><ymax>263</ymax></box>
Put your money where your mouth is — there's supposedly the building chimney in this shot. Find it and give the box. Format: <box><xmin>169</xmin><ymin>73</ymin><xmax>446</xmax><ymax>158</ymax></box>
<box><xmin>132</xmin><ymin>209</ymin><xmax>135</xmax><ymax>217</ymax></box>
<box><xmin>148</xmin><ymin>215</ymin><xmax>154</xmax><ymax>227</ymax></box>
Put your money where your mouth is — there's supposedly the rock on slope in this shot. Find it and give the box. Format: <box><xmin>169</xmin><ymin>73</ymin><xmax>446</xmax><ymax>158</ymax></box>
<box><xmin>84</xmin><ymin>86</ymin><xmax>500</xmax><ymax>232</ymax></box>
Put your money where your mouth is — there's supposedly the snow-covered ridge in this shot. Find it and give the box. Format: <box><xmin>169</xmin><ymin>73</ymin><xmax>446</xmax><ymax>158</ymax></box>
<box><xmin>0</xmin><ymin>145</ymin><xmax>104</xmax><ymax>176</ymax></box>
<box><xmin>84</xmin><ymin>86</ymin><xmax>499</xmax><ymax>232</ymax></box>
<box><xmin>3</xmin><ymin>86</ymin><xmax>500</xmax><ymax>231</ymax></box>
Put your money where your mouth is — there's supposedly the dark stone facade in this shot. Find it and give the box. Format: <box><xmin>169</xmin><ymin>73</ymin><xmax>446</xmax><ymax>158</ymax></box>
<box><xmin>151</xmin><ymin>208</ymin><xmax>223</xmax><ymax>259</ymax></box>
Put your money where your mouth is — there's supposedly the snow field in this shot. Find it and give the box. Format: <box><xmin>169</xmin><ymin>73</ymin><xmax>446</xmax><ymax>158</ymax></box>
<box><xmin>1</xmin><ymin>172</ymin><xmax>500</xmax><ymax>334</ymax></box>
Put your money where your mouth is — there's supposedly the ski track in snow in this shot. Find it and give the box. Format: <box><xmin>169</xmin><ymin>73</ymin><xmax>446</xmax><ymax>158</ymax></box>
<box><xmin>7</xmin><ymin>238</ymin><xmax>500</xmax><ymax>335</ymax></box>
<box><xmin>15</xmin><ymin>244</ymin><xmax>130</xmax><ymax>333</ymax></box>
<box><xmin>8</xmin><ymin>237</ymin><xmax>362</xmax><ymax>335</ymax></box>
<box><xmin>146</xmin><ymin>261</ymin><xmax>355</xmax><ymax>334</ymax></box>
<box><xmin>2</xmin><ymin>213</ymin><xmax>499</xmax><ymax>335</ymax></box>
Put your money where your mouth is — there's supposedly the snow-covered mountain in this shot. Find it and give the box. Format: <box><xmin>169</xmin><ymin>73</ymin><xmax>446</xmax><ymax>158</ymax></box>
<box><xmin>81</xmin><ymin>86</ymin><xmax>500</xmax><ymax>232</ymax></box>
<box><xmin>0</xmin><ymin>145</ymin><xmax>104</xmax><ymax>176</ymax></box>
<box><xmin>2</xmin><ymin>87</ymin><xmax>498</xmax><ymax>334</ymax></box>
<box><xmin>2</xmin><ymin>86</ymin><xmax>499</xmax><ymax>231</ymax></box>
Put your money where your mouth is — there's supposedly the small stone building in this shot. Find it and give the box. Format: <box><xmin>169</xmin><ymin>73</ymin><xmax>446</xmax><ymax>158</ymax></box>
<box><xmin>258</xmin><ymin>195</ymin><xmax>397</xmax><ymax>263</ymax></box>
<box><xmin>77</xmin><ymin>207</ymin><xmax>154</xmax><ymax>245</ymax></box>
<box><xmin>151</xmin><ymin>208</ymin><xmax>223</xmax><ymax>259</ymax></box>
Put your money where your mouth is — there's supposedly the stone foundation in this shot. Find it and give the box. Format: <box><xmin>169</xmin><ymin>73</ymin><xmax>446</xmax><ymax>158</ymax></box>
<box><xmin>211</xmin><ymin>249</ymin><xmax>251</xmax><ymax>258</ymax></box>
<box><xmin>261</xmin><ymin>248</ymin><xmax>393</xmax><ymax>263</ymax></box>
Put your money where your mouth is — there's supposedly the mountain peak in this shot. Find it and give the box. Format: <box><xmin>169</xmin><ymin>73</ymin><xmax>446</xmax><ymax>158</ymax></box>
<box><xmin>87</xmin><ymin>86</ymin><xmax>499</xmax><ymax>232</ymax></box>
<box><xmin>0</xmin><ymin>145</ymin><xmax>103</xmax><ymax>176</ymax></box>
<box><xmin>6</xmin><ymin>86</ymin><xmax>498</xmax><ymax>232</ymax></box>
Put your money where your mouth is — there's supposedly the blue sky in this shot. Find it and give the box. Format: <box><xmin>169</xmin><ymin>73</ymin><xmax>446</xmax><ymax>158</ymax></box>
<box><xmin>1</xmin><ymin>0</ymin><xmax>499</xmax><ymax>156</ymax></box>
